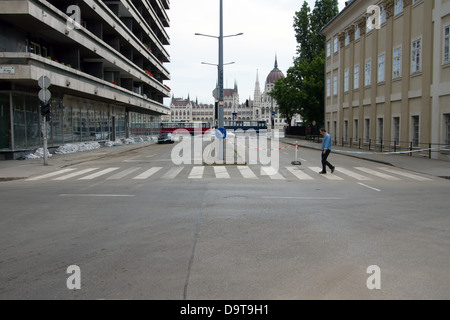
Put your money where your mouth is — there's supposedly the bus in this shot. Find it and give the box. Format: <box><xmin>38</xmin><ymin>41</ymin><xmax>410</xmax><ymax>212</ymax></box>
<box><xmin>160</xmin><ymin>122</ymin><xmax>211</xmax><ymax>135</ymax></box>
<box><xmin>224</xmin><ymin>120</ymin><xmax>268</xmax><ymax>133</ymax></box>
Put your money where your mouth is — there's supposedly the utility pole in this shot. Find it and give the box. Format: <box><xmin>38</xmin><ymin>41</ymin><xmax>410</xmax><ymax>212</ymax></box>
<box><xmin>218</xmin><ymin>0</ymin><xmax>224</xmax><ymax>160</ymax></box>
<box><xmin>195</xmin><ymin>0</ymin><xmax>242</xmax><ymax>162</ymax></box>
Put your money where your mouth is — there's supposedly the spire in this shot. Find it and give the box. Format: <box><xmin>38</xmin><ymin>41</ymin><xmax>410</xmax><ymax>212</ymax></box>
<box><xmin>274</xmin><ymin>55</ymin><xmax>279</xmax><ymax>69</ymax></box>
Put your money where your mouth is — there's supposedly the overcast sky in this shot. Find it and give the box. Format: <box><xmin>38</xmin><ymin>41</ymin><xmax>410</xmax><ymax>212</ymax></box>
<box><xmin>164</xmin><ymin>0</ymin><xmax>346</xmax><ymax>106</ymax></box>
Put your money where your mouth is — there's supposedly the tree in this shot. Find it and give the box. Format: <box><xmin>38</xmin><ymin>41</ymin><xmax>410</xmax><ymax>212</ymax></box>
<box><xmin>268</xmin><ymin>75</ymin><xmax>300</xmax><ymax>128</ymax></box>
<box><xmin>272</xmin><ymin>0</ymin><xmax>339</xmax><ymax>127</ymax></box>
<box><xmin>310</xmin><ymin>0</ymin><xmax>339</xmax><ymax>58</ymax></box>
<box><xmin>293</xmin><ymin>2</ymin><xmax>312</xmax><ymax>62</ymax></box>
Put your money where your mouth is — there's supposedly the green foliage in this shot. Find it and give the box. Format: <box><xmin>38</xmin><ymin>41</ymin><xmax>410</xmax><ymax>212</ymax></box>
<box><xmin>272</xmin><ymin>0</ymin><xmax>339</xmax><ymax>127</ymax></box>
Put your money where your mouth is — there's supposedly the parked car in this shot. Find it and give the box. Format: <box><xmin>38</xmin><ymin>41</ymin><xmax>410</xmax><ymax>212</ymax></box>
<box><xmin>157</xmin><ymin>132</ymin><xmax>174</xmax><ymax>144</ymax></box>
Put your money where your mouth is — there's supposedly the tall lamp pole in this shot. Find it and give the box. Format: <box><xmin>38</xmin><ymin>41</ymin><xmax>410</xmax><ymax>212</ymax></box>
<box><xmin>195</xmin><ymin>0</ymin><xmax>242</xmax><ymax>161</ymax></box>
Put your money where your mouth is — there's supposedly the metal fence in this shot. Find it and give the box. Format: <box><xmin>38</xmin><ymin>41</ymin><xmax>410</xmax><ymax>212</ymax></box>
<box><xmin>306</xmin><ymin>135</ymin><xmax>449</xmax><ymax>159</ymax></box>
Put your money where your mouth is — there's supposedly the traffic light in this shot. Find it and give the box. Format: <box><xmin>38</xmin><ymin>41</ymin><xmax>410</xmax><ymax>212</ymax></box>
<box><xmin>40</xmin><ymin>102</ymin><xmax>51</xmax><ymax>122</ymax></box>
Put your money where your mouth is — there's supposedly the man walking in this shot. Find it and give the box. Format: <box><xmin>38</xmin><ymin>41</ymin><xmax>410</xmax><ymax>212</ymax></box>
<box><xmin>319</xmin><ymin>128</ymin><xmax>335</xmax><ymax>174</ymax></box>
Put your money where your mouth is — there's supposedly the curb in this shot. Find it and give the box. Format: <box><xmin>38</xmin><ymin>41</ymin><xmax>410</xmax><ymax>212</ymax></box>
<box><xmin>0</xmin><ymin>177</ymin><xmax>27</xmax><ymax>182</ymax></box>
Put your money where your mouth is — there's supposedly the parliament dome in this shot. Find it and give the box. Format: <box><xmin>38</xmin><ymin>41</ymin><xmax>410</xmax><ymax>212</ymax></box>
<box><xmin>266</xmin><ymin>56</ymin><xmax>285</xmax><ymax>84</ymax></box>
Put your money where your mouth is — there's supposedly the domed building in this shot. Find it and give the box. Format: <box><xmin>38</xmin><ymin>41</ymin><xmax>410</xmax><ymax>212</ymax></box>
<box><xmin>252</xmin><ymin>56</ymin><xmax>302</xmax><ymax>128</ymax></box>
<box><xmin>253</xmin><ymin>56</ymin><xmax>286</xmax><ymax>127</ymax></box>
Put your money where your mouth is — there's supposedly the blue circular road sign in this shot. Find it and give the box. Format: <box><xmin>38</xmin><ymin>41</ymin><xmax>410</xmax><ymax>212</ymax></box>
<box><xmin>215</xmin><ymin>128</ymin><xmax>227</xmax><ymax>140</ymax></box>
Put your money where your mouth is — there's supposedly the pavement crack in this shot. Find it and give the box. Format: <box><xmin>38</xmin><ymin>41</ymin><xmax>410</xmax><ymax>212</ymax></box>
<box><xmin>183</xmin><ymin>198</ymin><xmax>206</xmax><ymax>300</ymax></box>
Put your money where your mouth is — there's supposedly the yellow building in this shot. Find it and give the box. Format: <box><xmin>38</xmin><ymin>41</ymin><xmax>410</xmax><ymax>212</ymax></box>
<box><xmin>322</xmin><ymin>0</ymin><xmax>450</xmax><ymax>160</ymax></box>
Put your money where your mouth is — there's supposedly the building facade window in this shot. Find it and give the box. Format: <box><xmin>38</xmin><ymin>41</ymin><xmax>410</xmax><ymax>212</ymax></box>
<box><xmin>444</xmin><ymin>25</ymin><xmax>450</xmax><ymax>64</ymax></box>
<box><xmin>365</xmin><ymin>59</ymin><xmax>372</xmax><ymax>87</ymax></box>
<box><xmin>446</xmin><ymin>114</ymin><xmax>450</xmax><ymax>146</ymax></box>
<box><xmin>327</xmin><ymin>42</ymin><xmax>331</xmax><ymax>57</ymax></box>
<box><xmin>411</xmin><ymin>38</ymin><xmax>422</xmax><ymax>74</ymax></box>
<box><xmin>395</xmin><ymin>0</ymin><xmax>403</xmax><ymax>16</ymax></box>
<box><xmin>378</xmin><ymin>54</ymin><xmax>385</xmax><ymax>83</ymax></box>
<box><xmin>412</xmin><ymin>115</ymin><xmax>420</xmax><ymax>147</ymax></box>
<box><xmin>365</xmin><ymin>119</ymin><xmax>370</xmax><ymax>143</ymax></box>
<box><xmin>393</xmin><ymin>117</ymin><xmax>400</xmax><ymax>144</ymax></box>
<box><xmin>327</xmin><ymin>78</ymin><xmax>331</xmax><ymax>97</ymax></box>
<box><xmin>354</xmin><ymin>119</ymin><xmax>359</xmax><ymax>140</ymax></box>
<box><xmin>345</xmin><ymin>32</ymin><xmax>350</xmax><ymax>46</ymax></box>
<box><xmin>333</xmin><ymin>75</ymin><xmax>338</xmax><ymax>96</ymax></box>
<box><xmin>355</xmin><ymin>25</ymin><xmax>360</xmax><ymax>40</ymax></box>
<box><xmin>380</xmin><ymin>5</ymin><xmax>386</xmax><ymax>24</ymax></box>
<box><xmin>393</xmin><ymin>46</ymin><xmax>402</xmax><ymax>79</ymax></box>
<box><xmin>344</xmin><ymin>69</ymin><xmax>349</xmax><ymax>92</ymax></box>
<box><xmin>378</xmin><ymin>118</ymin><xmax>384</xmax><ymax>142</ymax></box>
<box><xmin>334</xmin><ymin>37</ymin><xmax>338</xmax><ymax>53</ymax></box>
<box><xmin>344</xmin><ymin>120</ymin><xmax>348</xmax><ymax>142</ymax></box>
<box><xmin>354</xmin><ymin>65</ymin><xmax>360</xmax><ymax>90</ymax></box>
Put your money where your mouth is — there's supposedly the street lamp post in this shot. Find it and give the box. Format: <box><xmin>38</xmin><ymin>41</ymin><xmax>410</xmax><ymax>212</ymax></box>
<box><xmin>195</xmin><ymin>0</ymin><xmax>243</xmax><ymax>161</ymax></box>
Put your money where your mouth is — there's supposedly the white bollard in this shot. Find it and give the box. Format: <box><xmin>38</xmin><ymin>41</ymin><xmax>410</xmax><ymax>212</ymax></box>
<box><xmin>291</xmin><ymin>141</ymin><xmax>301</xmax><ymax>165</ymax></box>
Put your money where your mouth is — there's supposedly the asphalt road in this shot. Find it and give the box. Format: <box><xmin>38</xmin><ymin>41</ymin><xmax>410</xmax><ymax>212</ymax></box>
<box><xmin>0</xmin><ymin>138</ymin><xmax>449</xmax><ymax>300</ymax></box>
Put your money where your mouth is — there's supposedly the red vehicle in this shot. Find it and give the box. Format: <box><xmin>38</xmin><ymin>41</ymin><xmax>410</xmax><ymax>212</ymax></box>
<box><xmin>160</xmin><ymin>122</ymin><xmax>211</xmax><ymax>136</ymax></box>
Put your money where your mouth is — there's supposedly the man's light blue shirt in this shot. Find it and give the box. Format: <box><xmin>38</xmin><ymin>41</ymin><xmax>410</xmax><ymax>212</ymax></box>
<box><xmin>322</xmin><ymin>133</ymin><xmax>332</xmax><ymax>150</ymax></box>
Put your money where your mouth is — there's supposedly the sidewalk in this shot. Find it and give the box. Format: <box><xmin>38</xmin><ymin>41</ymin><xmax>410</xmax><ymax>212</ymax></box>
<box><xmin>0</xmin><ymin>141</ymin><xmax>157</xmax><ymax>181</ymax></box>
<box><xmin>282</xmin><ymin>137</ymin><xmax>450</xmax><ymax>179</ymax></box>
<box><xmin>1</xmin><ymin>137</ymin><xmax>449</xmax><ymax>181</ymax></box>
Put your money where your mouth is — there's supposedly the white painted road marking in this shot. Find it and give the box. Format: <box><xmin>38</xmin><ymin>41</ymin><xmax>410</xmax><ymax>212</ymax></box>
<box><xmin>133</xmin><ymin>167</ymin><xmax>162</xmax><ymax>180</ymax></box>
<box><xmin>189</xmin><ymin>167</ymin><xmax>204</xmax><ymax>179</ymax></box>
<box><xmin>214</xmin><ymin>166</ymin><xmax>230</xmax><ymax>179</ymax></box>
<box><xmin>238</xmin><ymin>166</ymin><xmax>258</xmax><ymax>179</ymax></box>
<box><xmin>355</xmin><ymin>167</ymin><xmax>400</xmax><ymax>181</ymax></box>
<box><xmin>27</xmin><ymin>169</ymin><xmax>76</xmax><ymax>181</ymax></box>
<box><xmin>307</xmin><ymin>167</ymin><xmax>344</xmax><ymax>180</ymax></box>
<box><xmin>358</xmin><ymin>183</ymin><xmax>382</xmax><ymax>192</ymax></box>
<box><xmin>286</xmin><ymin>167</ymin><xmax>314</xmax><ymax>180</ymax></box>
<box><xmin>53</xmin><ymin>168</ymin><xmax>98</xmax><ymax>181</ymax></box>
<box><xmin>335</xmin><ymin>168</ymin><xmax>372</xmax><ymax>181</ymax></box>
<box><xmin>379</xmin><ymin>167</ymin><xmax>432</xmax><ymax>181</ymax></box>
<box><xmin>79</xmin><ymin>168</ymin><xmax>120</xmax><ymax>180</ymax></box>
<box><xmin>107</xmin><ymin>167</ymin><xmax>142</xmax><ymax>180</ymax></box>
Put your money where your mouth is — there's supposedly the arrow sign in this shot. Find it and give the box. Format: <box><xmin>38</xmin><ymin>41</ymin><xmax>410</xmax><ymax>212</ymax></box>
<box><xmin>39</xmin><ymin>88</ymin><xmax>51</xmax><ymax>103</ymax></box>
<box><xmin>215</xmin><ymin>128</ymin><xmax>227</xmax><ymax>140</ymax></box>
<box><xmin>38</xmin><ymin>76</ymin><xmax>51</xmax><ymax>89</ymax></box>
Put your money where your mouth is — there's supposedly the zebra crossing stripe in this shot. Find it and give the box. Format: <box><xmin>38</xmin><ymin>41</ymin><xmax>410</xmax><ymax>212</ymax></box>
<box><xmin>238</xmin><ymin>166</ymin><xmax>258</xmax><ymax>179</ymax></box>
<box><xmin>27</xmin><ymin>169</ymin><xmax>76</xmax><ymax>181</ymax></box>
<box><xmin>161</xmin><ymin>167</ymin><xmax>184</xmax><ymax>179</ymax></box>
<box><xmin>133</xmin><ymin>167</ymin><xmax>162</xmax><ymax>180</ymax></box>
<box><xmin>53</xmin><ymin>168</ymin><xmax>98</xmax><ymax>181</ymax></box>
<box><xmin>23</xmin><ymin>166</ymin><xmax>436</xmax><ymax>182</ymax></box>
<box><xmin>261</xmin><ymin>167</ymin><xmax>285</xmax><ymax>180</ymax></box>
<box><xmin>214</xmin><ymin>166</ymin><xmax>230</xmax><ymax>179</ymax></box>
<box><xmin>107</xmin><ymin>167</ymin><xmax>142</xmax><ymax>180</ymax></box>
<box><xmin>79</xmin><ymin>168</ymin><xmax>120</xmax><ymax>180</ymax></box>
<box><xmin>355</xmin><ymin>167</ymin><xmax>400</xmax><ymax>180</ymax></box>
<box><xmin>378</xmin><ymin>167</ymin><xmax>432</xmax><ymax>181</ymax></box>
<box><xmin>307</xmin><ymin>167</ymin><xmax>344</xmax><ymax>180</ymax></box>
<box><xmin>189</xmin><ymin>166</ymin><xmax>204</xmax><ymax>179</ymax></box>
<box><xmin>335</xmin><ymin>168</ymin><xmax>372</xmax><ymax>181</ymax></box>
<box><xmin>286</xmin><ymin>167</ymin><xmax>314</xmax><ymax>180</ymax></box>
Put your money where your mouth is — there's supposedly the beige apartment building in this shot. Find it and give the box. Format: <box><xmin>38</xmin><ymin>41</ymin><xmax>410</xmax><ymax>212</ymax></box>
<box><xmin>322</xmin><ymin>0</ymin><xmax>450</xmax><ymax>160</ymax></box>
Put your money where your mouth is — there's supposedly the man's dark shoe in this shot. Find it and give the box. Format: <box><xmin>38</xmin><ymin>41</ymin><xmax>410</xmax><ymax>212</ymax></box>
<box><xmin>319</xmin><ymin>171</ymin><xmax>327</xmax><ymax>174</ymax></box>
<box><xmin>331</xmin><ymin>167</ymin><xmax>335</xmax><ymax>173</ymax></box>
